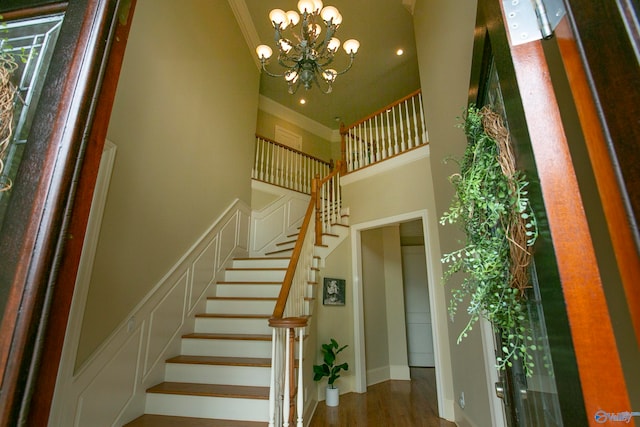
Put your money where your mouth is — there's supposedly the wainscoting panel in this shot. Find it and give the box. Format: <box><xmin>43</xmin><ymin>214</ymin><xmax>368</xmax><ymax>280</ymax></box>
<box><xmin>286</xmin><ymin>197</ymin><xmax>310</xmax><ymax>229</ymax></box>
<box><xmin>75</xmin><ymin>327</ymin><xmax>142</xmax><ymax>427</ymax></box>
<box><xmin>250</xmin><ymin>181</ymin><xmax>310</xmax><ymax>256</ymax></box>
<box><xmin>190</xmin><ymin>237</ymin><xmax>218</xmax><ymax>311</ymax></box>
<box><xmin>143</xmin><ymin>273</ymin><xmax>188</xmax><ymax>377</ymax></box>
<box><xmin>50</xmin><ymin>199</ymin><xmax>250</xmax><ymax>427</ymax></box>
<box><xmin>238</xmin><ymin>209</ymin><xmax>250</xmax><ymax>251</ymax></box>
<box><xmin>219</xmin><ymin>212</ymin><xmax>239</xmax><ymax>270</ymax></box>
<box><xmin>252</xmin><ymin>204</ymin><xmax>286</xmax><ymax>250</ymax></box>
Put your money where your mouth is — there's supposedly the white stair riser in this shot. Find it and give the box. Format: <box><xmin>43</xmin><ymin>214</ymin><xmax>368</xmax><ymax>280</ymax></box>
<box><xmin>164</xmin><ymin>364</ymin><xmax>271</xmax><ymax>387</ymax></box>
<box><xmin>195</xmin><ymin>317</ymin><xmax>271</xmax><ymax>335</ymax></box>
<box><xmin>145</xmin><ymin>394</ymin><xmax>269</xmax><ymax>422</ymax></box>
<box><xmin>216</xmin><ymin>284</ymin><xmax>281</xmax><ymax>298</ymax></box>
<box><xmin>266</xmin><ymin>249</ymin><xmax>293</xmax><ymax>257</ymax></box>
<box><xmin>232</xmin><ymin>258</ymin><xmax>289</xmax><ymax>269</ymax></box>
<box><xmin>206</xmin><ymin>299</ymin><xmax>275</xmax><ymax>315</ymax></box>
<box><xmin>224</xmin><ymin>269</ymin><xmax>285</xmax><ymax>282</ymax></box>
<box><xmin>181</xmin><ymin>338</ymin><xmax>272</xmax><ymax>358</ymax></box>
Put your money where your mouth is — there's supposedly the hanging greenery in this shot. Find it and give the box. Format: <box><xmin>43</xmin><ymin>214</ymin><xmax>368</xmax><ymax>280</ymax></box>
<box><xmin>440</xmin><ymin>104</ymin><xmax>538</xmax><ymax>376</ymax></box>
<box><xmin>0</xmin><ymin>20</ymin><xmax>18</xmax><ymax>193</ymax></box>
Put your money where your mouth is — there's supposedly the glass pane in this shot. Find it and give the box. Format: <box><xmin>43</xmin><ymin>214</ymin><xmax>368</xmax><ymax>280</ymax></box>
<box><xmin>482</xmin><ymin>58</ymin><xmax>564</xmax><ymax>427</ymax></box>
<box><xmin>0</xmin><ymin>13</ymin><xmax>64</xmax><ymax>228</ymax></box>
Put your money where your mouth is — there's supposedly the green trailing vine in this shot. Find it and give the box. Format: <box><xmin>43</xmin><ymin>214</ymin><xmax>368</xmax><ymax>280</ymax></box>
<box><xmin>440</xmin><ymin>105</ymin><xmax>539</xmax><ymax>376</ymax></box>
<box><xmin>0</xmin><ymin>16</ymin><xmax>19</xmax><ymax>193</ymax></box>
<box><xmin>0</xmin><ymin>16</ymin><xmax>33</xmax><ymax>193</ymax></box>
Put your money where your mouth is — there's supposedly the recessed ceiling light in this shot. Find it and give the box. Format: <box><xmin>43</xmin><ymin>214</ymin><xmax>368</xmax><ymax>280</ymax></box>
<box><xmin>396</xmin><ymin>48</ymin><xmax>404</xmax><ymax>56</ymax></box>
<box><xmin>300</xmin><ymin>99</ymin><xmax>306</xmax><ymax>105</ymax></box>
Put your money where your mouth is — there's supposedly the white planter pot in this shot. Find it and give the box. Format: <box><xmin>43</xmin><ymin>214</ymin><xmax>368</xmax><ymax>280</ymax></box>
<box><xmin>325</xmin><ymin>386</ymin><xmax>340</xmax><ymax>407</ymax></box>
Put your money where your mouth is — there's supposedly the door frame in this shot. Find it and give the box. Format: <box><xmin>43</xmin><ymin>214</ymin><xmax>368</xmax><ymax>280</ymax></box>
<box><xmin>0</xmin><ymin>1</ymin><xmax>135</xmax><ymax>425</ymax></box>
<box><xmin>350</xmin><ymin>209</ymin><xmax>455</xmax><ymax>421</ymax></box>
<box><xmin>470</xmin><ymin>0</ymin><xmax>633</xmax><ymax>424</ymax></box>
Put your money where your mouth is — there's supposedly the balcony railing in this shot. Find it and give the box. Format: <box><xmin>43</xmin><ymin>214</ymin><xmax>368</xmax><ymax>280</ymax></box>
<box><xmin>252</xmin><ymin>135</ymin><xmax>332</xmax><ymax>194</ymax></box>
<box><xmin>340</xmin><ymin>89</ymin><xmax>428</xmax><ymax>174</ymax></box>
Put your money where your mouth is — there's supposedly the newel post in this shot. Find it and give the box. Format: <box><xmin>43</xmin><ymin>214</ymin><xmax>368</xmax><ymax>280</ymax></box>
<box><xmin>339</xmin><ymin>122</ymin><xmax>347</xmax><ymax>175</ymax></box>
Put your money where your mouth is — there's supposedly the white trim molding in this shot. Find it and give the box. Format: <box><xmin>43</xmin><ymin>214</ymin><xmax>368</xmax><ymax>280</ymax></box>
<box><xmin>49</xmin><ymin>198</ymin><xmax>251</xmax><ymax>427</ymax></box>
<box><xmin>349</xmin><ymin>209</ymin><xmax>455</xmax><ymax>421</ymax></box>
<box><xmin>227</xmin><ymin>0</ymin><xmax>261</xmax><ymax>69</ymax></box>
<box><xmin>259</xmin><ymin>95</ymin><xmax>340</xmax><ymax>142</ymax></box>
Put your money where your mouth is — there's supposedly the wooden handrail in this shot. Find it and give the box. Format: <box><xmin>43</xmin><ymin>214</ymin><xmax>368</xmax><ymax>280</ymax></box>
<box><xmin>268</xmin><ymin>316</ymin><xmax>309</xmax><ymax>328</ymax></box>
<box><xmin>270</xmin><ymin>181</ymin><xmax>317</xmax><ymax>323</ymax></box>
<box><xmin>340</xmin><ymin>88</ymin><xmax>422</xmax><ymax>132</ymax></box>
<box><xmin>256</xmin><ymin>134</ymin><xmax>332</xmax><ymax>167</ymax></box>
<box><xmin>270</xmin><ymin>160</ymin><xmax>343</xmax><ymax>322</ymax></box>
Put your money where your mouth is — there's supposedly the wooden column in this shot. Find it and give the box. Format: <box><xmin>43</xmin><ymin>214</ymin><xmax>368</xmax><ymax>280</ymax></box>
<box><xmin>510</xmin><ymin>38</ymin><xmax>632</xmax><ymax>425</ymax></box>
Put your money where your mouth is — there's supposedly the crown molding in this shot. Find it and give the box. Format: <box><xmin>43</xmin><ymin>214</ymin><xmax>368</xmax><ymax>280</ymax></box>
<box><xmin>228</xmin><ymin>0</ymin><xmax>261</xmax><ymax>69</ymax></box>
<box><xmin>259</xmin><ymin>95</ymin><xmax>341</xmax><ymax>142</ymax></box>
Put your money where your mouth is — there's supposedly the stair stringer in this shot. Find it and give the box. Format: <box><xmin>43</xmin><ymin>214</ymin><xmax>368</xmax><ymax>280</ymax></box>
<box><xmin>314</xmin><ymin>206</ymin><xmax>351</xmax><ymax>266</ymax></box>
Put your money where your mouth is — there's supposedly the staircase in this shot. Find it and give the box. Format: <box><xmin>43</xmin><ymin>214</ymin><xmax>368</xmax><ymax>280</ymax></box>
<box><xmin>125</xmin><ymin>177</ymin><xmax>349</xmax><ymax>426</ymax></box>
<box><xmin>125</xmin><ymin>256</ymin><xmax>291</xmax><ymax>426</ymax></box>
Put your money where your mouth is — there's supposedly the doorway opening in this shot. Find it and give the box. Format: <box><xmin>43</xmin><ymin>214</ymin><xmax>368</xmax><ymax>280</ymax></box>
<box><xmin>349</xmin><ymin>210</ymin><xmax>454</xmax><ymax>420</ymax></box>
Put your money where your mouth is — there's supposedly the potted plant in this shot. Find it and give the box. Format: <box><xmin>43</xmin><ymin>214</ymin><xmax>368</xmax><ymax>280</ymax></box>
<box><xmin>313</xmin><ymin>338</ymin><xmax>349</xmax><ymax>407</ymax></box>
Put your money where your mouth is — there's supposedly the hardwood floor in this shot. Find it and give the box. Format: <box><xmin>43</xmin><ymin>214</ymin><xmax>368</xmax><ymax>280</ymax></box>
<box><xmin>309</xmin><ymin>368</ymin><xmax>456</xmax><ymax>427</ymax></box>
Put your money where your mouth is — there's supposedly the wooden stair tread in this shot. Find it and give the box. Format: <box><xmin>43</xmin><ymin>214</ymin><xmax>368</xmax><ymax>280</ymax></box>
<box><xmin>323</xmin><ymin>232</ymin><xmax>339</xmax><ymax>237</ymax></box>
<box><xmin>233</xmin><ymin>256</ymin><xmax>289</xmax><ymax>261</ymax></box>
<box><xmin>217</xmin><ymin>281</ymin><xmax>282</xmax><ymax>285</ymax></box>
<box><xmin>225</xmin><ymin>267</ymin><xmax>287</xmax><ymax>271</ymax></box>
<box><xmin>124</xmin><ymin>414</ymin><xmax>267</xmax><ymax>427</ymax></box>
<box><xmin>207</xmin><ymin>297</ymin><xmax>277</xmax><ymax>301</ymax></box>
<box><xmin>166</xmin><ymin>355</ymin><xmax>271</xmax><ymax>367</ymax></box>
<box><xmin>275</xmin><ymin>239</ymin><xmax>296</xmax><ymax>246</ymax></box>
<box><xmin>195</xmin><ymin>313</ymin><xmax>270</xmax><ymax>319</ymax></box>
<box><xmin>264</xmin><ymin>248</ymin><xmax>294</xmax><ymax>255</ymax></box>
<box><xmin>147</xmin><ymin>382</ymin><xmax>269</xmax><ymax>399</ymax></box>
<box><xmin>183</xmin><ymin>332</ymin><xmax>272</xmax><ymax>341</ymax></box>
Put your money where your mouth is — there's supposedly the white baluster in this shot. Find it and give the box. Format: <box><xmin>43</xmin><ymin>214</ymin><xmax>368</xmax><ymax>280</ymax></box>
<box><xmin>392</xmin><ymin>106</ymin><xmax>399</xmax><ymax>155</ymax></box>
<box><xmin>259</xmin><ymin>138</ymin><xmax>265</xmax><ymax>180</ymax></box>
<box><xmin>386</xmin><ymin>110</ymin><xmax>393</xmax><ymax>156</ymax></box>
<box><xmin>404</xmin><ymin>100</ymin><xmax>413</xmax><ymax>149</ymax></box>
<box><xmin>252</xmin><ymin>138</ymin><xmax>258</xmax><ymax>180</ymax></box>
<box><xmin>399</xmin><ymin>103</ymin><xmax>406</xmax><ymax>152</ymax></box>
<box><xmin>297</xmin><ymin>154</ymin><xmax>301</xmax><ymax>192</ymax></box>
<box><xmin>419</xmin><ymin>92</ymin><xmax>428</xmax><ymax>143</ymax></box>
<box><xmin>412</xmin><ymin>95</ymin><xmax>420</xmax><ymax>147</ymax></box>
<box><xmin>375</xmin><ymin>114</ymin><xmax>384</xmax><ymax>160</ymax></box>
<box><xmin>369</xmin><ymin>118</ymin><xmax>376</xmax><ymax>163</ymax></box>
<box><xmin>358</xmin><ymin>126</ymin><xmax>364</xmax><ymax>170</ymax></box>
<box><xmin>287</xmin><ymin>149</ymin><xmax>292</xmax><ymax>189</ymax></box>
<box><xmin>346</xmin><ymin>131</ymin><xmax>356</xmax><ymax>171</ymax></box>
<box><xmin>336</xmin><ymin>174</ymin><xmax>342</xmax><ymax>225</ymax></box>
<box><xmin>296</xmin><ymin>327</ymin><xmax>304</xmax><ymax>427</ymax></box>
<box><xmin>283</xmin><ymin>328</ymin><xmax>291</xmax><ymax>427</ymax></box>
<box><xmin>331</xmin><ymin>177</ymin><xmax>336</xmax><ymax>226</ymax></box>
<box><xmin>268</xmin><ymin>329</ymin><xmax>277</xmax><ymax>427</ymax></box>
<box><xmin>269</xmin><ymin>143</ymin><xmax>275</xmax><ymax>184</ymax></box>
<box><xmin>278</xmin><ymin>146</ymin><xmax>284</xmax><ymax>186</ymax></box>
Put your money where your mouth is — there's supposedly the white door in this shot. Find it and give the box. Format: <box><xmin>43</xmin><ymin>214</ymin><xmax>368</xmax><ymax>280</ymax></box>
<box><xmin>402</xmin><ymin>245</ymin><xmax>435</xmax><ymax>367</ymax></box>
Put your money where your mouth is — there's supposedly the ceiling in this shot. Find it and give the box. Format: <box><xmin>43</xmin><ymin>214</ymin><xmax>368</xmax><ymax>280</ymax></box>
<box><xmin>239</xmin><ymin>0</ymin><xmax>421</xmax><ymax>130</ymax></box>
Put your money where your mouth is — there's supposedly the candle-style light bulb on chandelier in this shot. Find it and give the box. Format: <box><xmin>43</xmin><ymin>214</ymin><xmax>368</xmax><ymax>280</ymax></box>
<box><xmin>255</xmin><ymin>0</ymin><xmax>360</xmax><ymax>94</ymax></box>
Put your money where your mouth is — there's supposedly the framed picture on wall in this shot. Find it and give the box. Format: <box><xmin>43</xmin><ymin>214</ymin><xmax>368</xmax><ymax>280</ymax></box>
<box><xmin>323</xmin><ymin>278</ymin><xmax>346</xmax><ymax>306</ymax></box>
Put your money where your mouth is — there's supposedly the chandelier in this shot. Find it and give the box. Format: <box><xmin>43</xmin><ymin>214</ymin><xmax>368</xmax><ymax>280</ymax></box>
<box><xmin>255</xmin><ymin>1</ymin><xmax>360</xmax><ymax>94</ymax></box>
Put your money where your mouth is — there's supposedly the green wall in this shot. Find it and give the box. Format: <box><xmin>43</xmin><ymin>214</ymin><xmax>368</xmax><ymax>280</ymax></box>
<box><xmin>413</xmin><ymin>1</ymin><xmax>491</xmax><ymax>426</ymax></box>
<box><xmin>75</xmin><ymin>0</ymin><xmax>260</xmax><ymax>368</ymax></box>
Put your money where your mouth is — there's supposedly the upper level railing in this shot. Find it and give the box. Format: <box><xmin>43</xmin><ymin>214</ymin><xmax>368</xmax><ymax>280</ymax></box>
<box><xmin>340</xmin><ymin>89</ymin><xmax>428</xmax><ymax>174</ymax></box>
<box><xmin>253</xmin><ymin>135</ymin><xmax>332</xmax><ymax>194</ymax></box>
